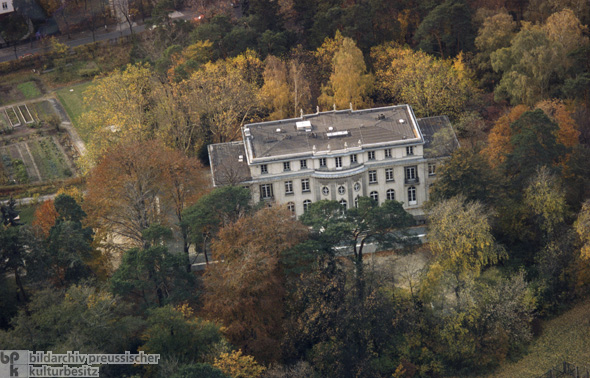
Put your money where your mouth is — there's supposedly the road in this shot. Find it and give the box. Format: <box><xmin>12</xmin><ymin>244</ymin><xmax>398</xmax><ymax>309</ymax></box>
<box><xmin>0</xmin><ymin>10</ymin><xmax>199</xmax><ymax>63</ymax></box>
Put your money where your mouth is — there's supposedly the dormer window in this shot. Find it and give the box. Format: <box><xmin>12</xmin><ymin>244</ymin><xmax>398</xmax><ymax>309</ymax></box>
<box><xmin>406</xmin><ymin>146</ymin><xmax>414</xmax><ymax>156</ymax></box>
<box><xmin>283</xmin><ymin>161</ymin><xmax>290</xmax><ymax>171</ymax></box>
<box><xmin>368</xmin><ymin>151</ymin><xmax>375</xmax><ymax>160</ymax></box>
<box><xmin>319</xmin><ymin>158</ymin><xmax>327</xmax><ymax>167</ymax></box>
<box><xmin>260</xmin><ymin>164</ymin><xmax>268</xmax><ymax>174</ymax></box>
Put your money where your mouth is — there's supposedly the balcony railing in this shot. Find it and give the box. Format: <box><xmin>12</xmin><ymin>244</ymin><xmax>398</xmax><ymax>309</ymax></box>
<box><xmin>404</xmin><ymin>176</ymin><xmax>420</xmax><ymax>185</ymax></box>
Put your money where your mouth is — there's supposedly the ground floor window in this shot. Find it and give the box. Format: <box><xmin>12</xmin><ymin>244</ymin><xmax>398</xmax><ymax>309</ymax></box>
<box><xmin>303</xmin><ymin>199</ymin><xmax>312</xmax><ymax>212</ymax></box>
<box><xmin>386</xmin><ymin>189</ymin><xmax>395</xmax><ymax>200</ymax></box>
<box><xmin>370</xmin><ymin>191</ymin><xmax>379</xmax><ymax>202</ymax></box>
<box><xmin>408</xmin><ymin>186</ymin><xmax>416</xmax><ymax>205</ymax></box>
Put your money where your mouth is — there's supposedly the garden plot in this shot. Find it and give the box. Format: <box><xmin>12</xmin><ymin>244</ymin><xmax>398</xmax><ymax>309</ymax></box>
<box><xmin>0</xmin><ymin>136</ymin><xmax>73</xmax><ymax>184</ymax></box>
<box><xmin>29</xmin><ymin>100</ymin><xmax>57</xmax><ymax>121</ymax></box>
<box><xmin>4</xmin><ymin>107</ymin><xmax>21</xmax><ymax>127</ymax></box>
<box><xmin>18</xmin><ymin>104</ymin><xmax>34</xmax><ymax>124</ymax></box>
<box><xmin>0</xmin><ymin>112</ymin><xmax>10</xmax><ymax>130</ymax></box>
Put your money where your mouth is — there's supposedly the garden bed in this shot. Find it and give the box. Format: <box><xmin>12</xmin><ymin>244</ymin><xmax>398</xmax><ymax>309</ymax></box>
<box><xmin>5</xmin><ymin>107</ymin><xmax>21</xmax><ymax>127</ymax></box>
<box><xmin>27</xmin><ymin>137</ymin><xmax>72</xmax><ymax>180</ymax></box>
<box><xmin>29</xmin><ymin>100</ymin><xmax>57</xmax><ymax>121</ymax></box>
<box><xmin>18</xmin><ymin>105</ymin><xmax>34</xmax><ymax>124</ymax></box>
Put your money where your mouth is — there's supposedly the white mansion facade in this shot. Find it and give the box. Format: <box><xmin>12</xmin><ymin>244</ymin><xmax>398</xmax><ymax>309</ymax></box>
<box><xmin>208</xmin><ymin>104</ymin><xmax>458</xmax><ymax>218</ymax></box>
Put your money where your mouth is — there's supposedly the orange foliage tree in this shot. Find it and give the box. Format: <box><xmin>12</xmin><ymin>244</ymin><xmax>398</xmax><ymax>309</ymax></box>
<box><xmin>32</xmin><ymin>200</ymin><xmax>59</xmax><ymax>239</ymax></box>
<box><xmin>484</xmin><ymin>101</ymin><xmax>580</xmax><ymax>167</ymax></box>
<box><xmin>84</xmin><ymin>140</ymin><xmax>207</xmax><ymax>263</ymax></box>
<box><xmin>202</xmin><ymin>206</ymin><xmax>308</xmax><ymax>363</ymax></box>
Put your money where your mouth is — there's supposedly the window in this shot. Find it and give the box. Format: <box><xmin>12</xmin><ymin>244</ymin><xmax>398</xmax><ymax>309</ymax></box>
<box><xmin>260</xmin><ymin>184</ymin><xmax>273</xmax><ymax>199</ymax></box>
<box><xmin>335</xmin><ymin>156</ymin><xmax>342</xmax><ymax>168</ymax></box>
<box><xmin>386</xmin><ymin>189</ymin><xmax>395</xmax><ymax>201</ymax></box>
<box><xmin>385</xmin><ymin>168</ymin><xmax>394</xmax><ymax>181</ymax></box>
<box><xmin>370</xmin><ymin>191</ymin><xmax>379</xmax><ymax>202</ymax></box>
<box><xmin>319</xmin><ymin>158</ymin><xmax>327</xmax><ymax>167</ymax></box>
<box><xmin>354</xmin><ymin>196</ymin><xmax>359</xmax><ymax>208</ymax></box>
<box><xmin>338</xmin><ymin>186</ymin><xmax>345</xmax><ymax>195</ymax></box>
<box><xmin>322</xmin><ymin>186</ymin><xmax>330</xmax><ymax>196</ymax></box>
<box><xmin>300</xmin><ymin>159</ymin><xmax>307</xmax><ymax>169</ymax></box>
<box><xmin>303</xmin><ymin>200</ymin><xmax>312</xmax><ymax>212</ymax></box>
<box><xmin>283</xmin><ymin>161</ymin><xmax>291</xmax><ymax>171</ymax></box>
<box><xmin>408</xmin><ymin>186</ymin><xmax>416</xmax><ymax>205</ymax></box>
<box><xmin>2</xmin><ymin>2</ymin><xmax>7</xmax><ymax>9</ymax></box>
<box><xmin>384</xmin><ymin>148</ymin><xmax>392</xmax><ymax>158</ymax></box>
<box><xmin>368</xmin><ymin>151</ymin><xmax>375</xmax><ymax>160</ymax></box>
<box><xmin>339</xmin><ymin>199</ymin><xmax>347</xmax><ymax>208</ymax></box>
<box><xmin>428</xmin><ymin>163</ymin><xmax>436</xmax><ymax>176</ymax></box>
<box><xmin>405</xmin><ymin>166</ymin><xmax>417</xmax><ymax>183</ymax></box>
<box><xmin>260</xmin><ymin>164</ymin><xmax>268</xmax><ymax>174</ymax></box>
<box><xmin>285</xmin><ymin>181</ymin><xmax>293</xmax><ymax>194</ymax></box>
<box><xmin>301</xmin><ymin>179</ymin><xmax>310</xmax><ymax>192</ymax></box>
<box><xmin>350</xmin><ymin>154</ymin><xmax>357</xmax><ymax>164</ymax></box>
<box><xmin>369</xmin><ymin>170</ymin><xmax>377</xmax><ymax>184</ymax></box>
<box><xmin>354</xmin><ymin>182</ymin><xmax>361</xmax><ymax>192</ymax></box>
<box><xmin>287</xmin><ymin>202</ymin><xmax>295</xmax><ymax>214</ymax></box>
<box><xmin>406</xmin><ymin>146</ymin><xmax>414</xmax><ymax>156</ymax></box>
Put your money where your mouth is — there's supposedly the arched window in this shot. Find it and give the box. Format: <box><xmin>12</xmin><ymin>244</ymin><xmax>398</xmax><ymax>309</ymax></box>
<box><xmin>287</xmin><ymin>202</ymin><xmax>295</xmax><ymax>214</ymax></box>
<box><xmin>303</xmin><ymin>199</ymin><xmax>312</xmax><ymax>212</ymax></box>
<box><xmin>370</xmin><ymin>191</ymin><xmax>379</xmax><ymax>202</ymax></box>
<box><xmin>386</xmin><ymin>189</ymin><xmax>395</xmax><ymax>201</ymax></box>
<box><xmin>354</xmin><ymin>196</ymin><xmax>359</xmax><ymax>208</ymax></box>
<box><xmin>408</xmin><ymin>186</ymin><xmax>416</xmax><ymax>205</ymax></box>
<box><xmin>339</xmin><ymin>199</ymin><xmax>347</xmax><ymax>209</ymax></box>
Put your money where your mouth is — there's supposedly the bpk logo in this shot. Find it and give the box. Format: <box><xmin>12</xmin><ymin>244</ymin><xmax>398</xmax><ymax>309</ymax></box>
<box><xmin>0</xmin><ymin>351</ymin><xmax>29</xmax><ymax>377</ymax></box>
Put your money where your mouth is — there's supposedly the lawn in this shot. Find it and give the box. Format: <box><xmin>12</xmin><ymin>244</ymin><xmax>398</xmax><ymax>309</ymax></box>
<box><xmin>483</xmin><ymin>299</ymin><xmax>590</xmax><ymax>378</ymax></box>
<box><xmin>56</xmin><ymin>81</ymin><xmax>93</xmax><ymax>142</ymax></box>
<box><xmin>17</xmin><ymin>81</ymin><xmax>42</xmax><ymax>99</ymax></box>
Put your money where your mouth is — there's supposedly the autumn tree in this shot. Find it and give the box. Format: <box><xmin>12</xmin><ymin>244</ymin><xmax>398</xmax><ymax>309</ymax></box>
<box><xmin>372</xmin><ymin>44</ymin><xmax>478</xmax><ymax>120</ymax></box>
<box><xmin>261</xmin><ymin>56</ymin><xmax>291</xmax><ymax>120</ymax></box>
<box><xmin>202</xmin><ymin>206</ymin><xmax>308</xmax><ymax>362</ymax></box>
<box><xmin>483</xmin><ymin>105</ymin><xmax>529</xmax><ymax>167</ymax></box>
<box><xmin>80</xmin><ymin>64</ymin><xmax>161</xmax><ymax>167</ymax></box>
<box><xmin>575</xmin><ymin>200</ymin><xmax>590</xmax><ymax>261</ymax></box>
<box><xmin>213</xmin><ymin>350</ymin><xmax>266</xmax><ymax>378</ymax></box>
<box><xmin>183</xmin><ymin>57</ymin><xmax>261</xmax><ymax>145</ymax></box>
<box><xmin>85</xmin><ymin>140</ymin><xmax>206</xmax><ymax>256</ymax></box>
<box><xmin>318</xmin><ymin>37</ymin><xmax>373</xmax><ymax>110</ymax></box>
<box><xmin>32</xmin><ymin>199</ymin><xmax>59</xmax><ymax>239</ymax></box>
<box><xmin>424</xmin><ymin>196</ymin><xmax>506</xmax><ymax>301</ymax></box>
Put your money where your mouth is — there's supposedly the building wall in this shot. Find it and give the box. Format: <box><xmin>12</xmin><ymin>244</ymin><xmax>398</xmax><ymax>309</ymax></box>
<box><xmin>0</xmin><ymin>0</ymin><xmax>14</xmax><ymax>14</ymax></box>
<box><xmin>248</xmin><ymin>143</ymin><xmax>435</xmax><ymax>217</ymax></box>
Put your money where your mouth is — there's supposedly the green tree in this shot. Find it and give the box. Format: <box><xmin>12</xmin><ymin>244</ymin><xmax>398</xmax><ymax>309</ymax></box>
<box><xmin>0</xmin><ymin>285</ymin><xmax>142</xmax><ymax>354</ymax></box>
<box><xmin>429</xmin><ymin>148</ymin><xmax>503</xmax><ymax>205</ymax></box>
<box><xmin>0</xmin><ymin>12</ymin><xmax>29</xmax><ymax>59</ymax></box>
<box><xmin>300</xmin><ymin>198</ymin><xmax>416</xmax><ymax>299</ymax></box>
<box><xmin>182</xmin><ymin>186</ymin><xmax>252</xmax><ymax>266</ymax></box>
<box><xmin>414</xmin><ymin>0</ymin><xmax>474</xmax><ymax>59</ymax></box>
<box><xmin>110</xmin><ymin>243</ymin><xmax>196</xmax><ymax>308</ymax></box>
<box><xmin>141</xmin><ymin>305</ymin><xmax>225</xmax><ymax>364</ymax></box>
<box><xmin>502</xmin><ymin>109</ymin><xmax>567</xmax><ymax>190</ymax></box>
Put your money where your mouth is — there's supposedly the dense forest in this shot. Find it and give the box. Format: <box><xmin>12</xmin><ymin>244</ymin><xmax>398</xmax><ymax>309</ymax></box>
<box><xmin>1</xmin><ymin>0</ymin><xmax>590</xmax><ymax>377</ymax></box>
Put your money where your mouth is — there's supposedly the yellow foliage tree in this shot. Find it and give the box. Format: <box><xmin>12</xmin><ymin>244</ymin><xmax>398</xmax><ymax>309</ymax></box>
<box><xmin>483</xmin><ymin>105</ymin><xmax>529</xmax><ymax>167</ymax></box>
<box><xmin>213</xmin><ymin>350</ymin><xmax>265</xmax><ymax>378</ymax></box>
<box><xmin>261</xmin><ymin>56</ymin><xmax>291</xmax><ymax>120</ymax></box>
<box><xmin>318</xmin><ymin>37</ymin><xmax>373</xmax><ymax>110</ymax></box>
<box><xmin>80</xmin><ymin>63</ymin><xmax>161</xmax><ymax>168</ymax></box>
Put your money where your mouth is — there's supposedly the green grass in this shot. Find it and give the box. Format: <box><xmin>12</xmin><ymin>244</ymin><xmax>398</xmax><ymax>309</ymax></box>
<box><xmin>29</xmin><ymin>100</ymin><xmax>56</xmax><ymax>121</ymax></box>
<box><xmin>17</xmin><ymin>81</ymin><xmax>41</xmax><ymax>99</ymax></box>
<box><xmin>18</xmin><ymin>203</ymin><xmax>38</xmax><ymax>224</ymax></box>
<box><xmin>56</xmin><ymin>82</ymin><xmax>93</xmax><ymax>142</ymax></box>
<box><xmin>483</xmin><ymin>299</ymin><xmax>590</xmax><ymax>378</ymax></box>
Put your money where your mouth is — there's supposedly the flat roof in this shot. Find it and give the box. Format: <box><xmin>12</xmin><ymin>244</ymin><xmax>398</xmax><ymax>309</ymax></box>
<box><xmin>208</xmin><ymin>141</ymin><xmax>251</xmax><ymax>187</ymax></box>
<box><xmin>244</xmin><ymin>105</ymin><xmax>422</xmax><ymax>162</ymax></box>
